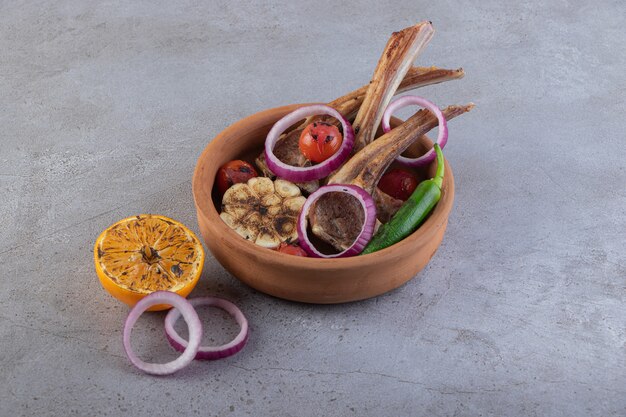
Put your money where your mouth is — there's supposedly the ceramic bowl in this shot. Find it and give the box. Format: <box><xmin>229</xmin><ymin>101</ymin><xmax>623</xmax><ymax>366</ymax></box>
<box><xmin>192</xmin><ymin>104</ymin><xmax>454</xmax><ymax>303</ymax></box>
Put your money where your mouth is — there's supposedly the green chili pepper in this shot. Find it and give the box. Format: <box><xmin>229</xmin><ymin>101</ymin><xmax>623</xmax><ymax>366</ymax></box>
<box><xmin>361</xmin><ymin>144</ymin><xmax>445</xmax><ymax>255</ymax></box>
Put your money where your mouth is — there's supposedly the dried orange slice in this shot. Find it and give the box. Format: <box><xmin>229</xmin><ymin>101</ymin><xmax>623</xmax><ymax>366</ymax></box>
<box><xmin>94</xmin><ymin>214</ymin><xmax>205</xmax><ymax>311</ymax></box>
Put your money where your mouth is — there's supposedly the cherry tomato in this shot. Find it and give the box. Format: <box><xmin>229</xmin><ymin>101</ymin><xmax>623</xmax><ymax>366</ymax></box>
<box><xmin>377</xmin><ymin>168</ymin><xmax>419</xmax><ymax>201</ymax></box>
<box><xmin>276</xmin><ymin>242</ymin><xmax>308</xmax><ymax>257</ymax></box>
<box><xmin>216</xmin><ymin>160</ymin><xmax>258</xmax><ymax>195</ymax></box>
<box><xmin>298</xmin><ymin>122</ymin><xmax>343</xmax><ymax>163</ymax></box>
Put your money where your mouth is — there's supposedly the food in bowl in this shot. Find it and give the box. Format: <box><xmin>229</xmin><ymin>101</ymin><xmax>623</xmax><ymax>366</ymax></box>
<box><xmin>192</xmin><ymin>105</ymin><xmax>456</xmax><ymax>303</ymax></box>
<box><xmin>213</xmin><ymin>21</ymin><xmax>473</xmax><ymax>260</ymax></box>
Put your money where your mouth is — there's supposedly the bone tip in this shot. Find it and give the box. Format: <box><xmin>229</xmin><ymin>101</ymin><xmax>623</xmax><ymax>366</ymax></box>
<box><xmin>399</xmin><ymin>21</ymin><xmax>434</xmax><ymax>35</ymax></box>
<box><xmin>452</xmin><ymin>67</ymin><xmax>465</xmax><ymax>79</ymax></box>
<box><xmin>466</xmin><ymin>102</ymin><xmax>476</xmax><ymax>111</ymax></box>
<box><xmin>423</xmin><ymin>21</ymin><xmax>434</xmax><ymax>32</ymax></box>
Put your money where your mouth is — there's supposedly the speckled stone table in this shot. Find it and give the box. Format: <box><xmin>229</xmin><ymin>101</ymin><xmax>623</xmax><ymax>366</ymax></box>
<box><xmin>1</xmin><ymin>1</ymin><xmax>624</xmax><ymax>416</ymax></box>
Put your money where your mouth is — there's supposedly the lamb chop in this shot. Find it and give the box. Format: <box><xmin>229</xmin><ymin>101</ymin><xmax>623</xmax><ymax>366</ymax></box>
<box><xmin>309</xmin><ymin>103</ymin><xmax>474</xmax><ymax>251</ymax></box>
<box><xmin>254</xmin><ymin>65</ymin><xmax>465</xmax><ymax>193</ymax></box>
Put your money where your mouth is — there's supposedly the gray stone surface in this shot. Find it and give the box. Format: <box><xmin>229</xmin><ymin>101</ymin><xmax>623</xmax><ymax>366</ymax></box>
<box><xmin>1</xmin><ymin>0</ymin><xmax>625</xmax><ymax>415</ymax></box>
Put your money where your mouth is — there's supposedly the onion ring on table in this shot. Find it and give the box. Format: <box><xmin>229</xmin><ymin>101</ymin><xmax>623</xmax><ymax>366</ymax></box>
<box><xmin>123</xmin><ymin>291</ymin><xmax>202</xmax><ymax>375</ymax></box>
<box><xmin>165</xmin><ymin>297</ymin><xmax>249</xmax><ymax>360</ymax></box>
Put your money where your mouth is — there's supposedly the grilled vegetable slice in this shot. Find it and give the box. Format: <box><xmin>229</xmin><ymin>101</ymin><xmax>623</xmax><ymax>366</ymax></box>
<box><xmin>220</xmin><ymin>177</ymin><xmax>306</xmax><ymax>248</ymax></box>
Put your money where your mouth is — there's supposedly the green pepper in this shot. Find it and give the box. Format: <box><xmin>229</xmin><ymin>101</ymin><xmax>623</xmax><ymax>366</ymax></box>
<box><xmin>361</xmin><ymin>144</ymin><xmax>445</xmax><ymax>255</ymax></box>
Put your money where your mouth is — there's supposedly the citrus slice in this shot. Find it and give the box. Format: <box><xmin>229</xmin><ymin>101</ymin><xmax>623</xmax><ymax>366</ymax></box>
<box><xmin>94</xmin><ymin>214</ymin><xmax>205</xmax><ymax>311</ymax></box>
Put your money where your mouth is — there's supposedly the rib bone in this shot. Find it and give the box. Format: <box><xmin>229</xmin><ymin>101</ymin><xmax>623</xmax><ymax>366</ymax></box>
<box><xmin>351</xmin><ymin>22</ymin><xmax>434</xmax><ymax>153</ymax></box>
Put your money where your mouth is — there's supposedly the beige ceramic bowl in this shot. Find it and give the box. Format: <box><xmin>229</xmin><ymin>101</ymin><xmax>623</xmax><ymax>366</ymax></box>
<box><xmin>192</xmin><ymin>104</ymin><xmax>455</xmax><ymax>304</ymax></box>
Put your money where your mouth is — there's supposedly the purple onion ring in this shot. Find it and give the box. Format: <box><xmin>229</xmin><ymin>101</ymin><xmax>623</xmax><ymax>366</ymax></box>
<box><xmin>123</xmin><ymin>291</ymin><xmax>202</xmax><ymax>375</ymax></box>
<box><xmin>297</xmin><ymin>184</ymin><xmax>376</xmax><ymax>258</ymax></box>
<box><xmin>381</xmin><ymin>95</ymin><xmax>448</xmax><ymax>168</ymax></box>
<box><xmin>165</xmin><ymin>297</ymin><xmax>249</xmax><ymax>360</ymax></box>
<box><xmin>264</xmin><ymin>104</ymin><xmax>354</xmax><ymax>182</ymax></box>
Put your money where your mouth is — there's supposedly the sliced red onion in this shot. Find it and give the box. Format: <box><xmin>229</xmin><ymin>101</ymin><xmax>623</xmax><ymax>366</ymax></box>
<box><xmin>164</xmin><ymin>297</ymin><xmax>249</xmax><ymax>360</ymax></box>
<box><xmin>264</xmin><ymin>104</ymin><xmax>354</xmax><ymax>182</ymax></box>
<box><xmin>381</xmin><ymin>95</ymin><xmax>448</xmax><ymax>168</ymax></box>
<box><xmin>297</xmin><ymin>184</ymin><xmax>376</xmax><ymax>258</ymax></box>
<box><xmin>123</xmin><ymin>291</ymin><xmax>202</xmax><ymax>375</ymax></box>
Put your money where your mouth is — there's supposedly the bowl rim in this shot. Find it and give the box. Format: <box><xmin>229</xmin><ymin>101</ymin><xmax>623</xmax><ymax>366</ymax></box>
<box><xmin>192</xmin><ymin>103</ymin><xmax>454</xmax><ymax>269</ymax></box>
